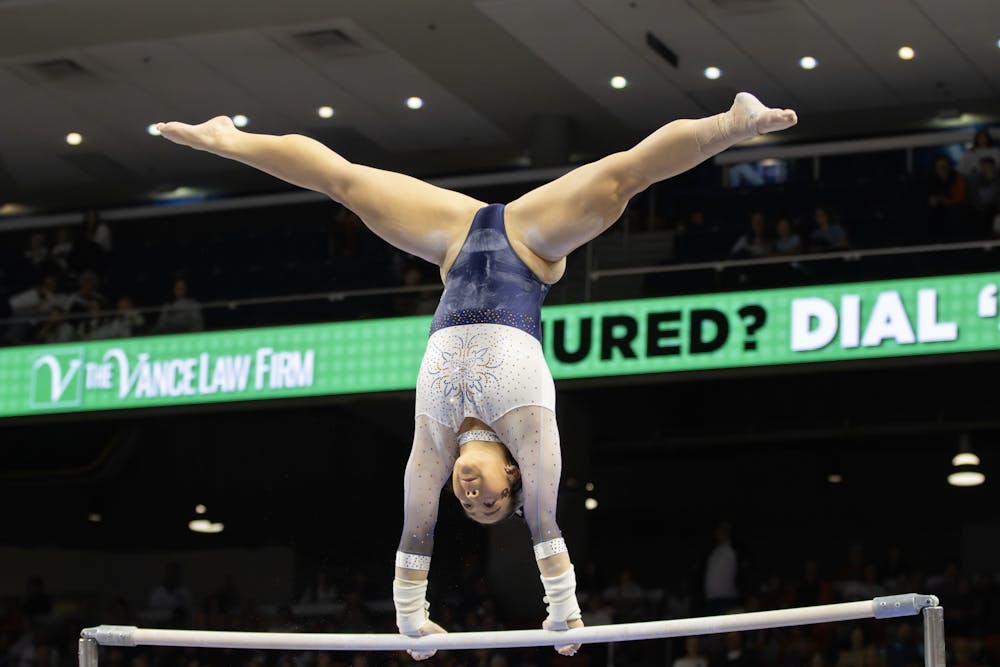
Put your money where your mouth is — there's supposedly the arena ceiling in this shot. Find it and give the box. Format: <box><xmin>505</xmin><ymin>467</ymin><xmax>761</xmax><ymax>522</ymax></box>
<box><xmin>0</xmin><ymin>0</ymin><xmax>999</xmax><ymax>212</ymax></box>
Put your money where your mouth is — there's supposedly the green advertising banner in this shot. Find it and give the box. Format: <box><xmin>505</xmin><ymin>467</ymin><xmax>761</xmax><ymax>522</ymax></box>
<box><xmin>3</xmin><ymin>271</ymin><xmax>1000</xmax><ymax>418</ymax></box>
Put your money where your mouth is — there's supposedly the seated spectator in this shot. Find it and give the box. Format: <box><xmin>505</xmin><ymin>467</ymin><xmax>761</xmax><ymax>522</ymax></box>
<box><xmin>730</xmin><ymin>211</ymin><xmax>772</xmax><ymax>259</ymax></box>
<box><xmin>4</xmin><ymin>274</ymin><xmax>67</xmax><ymax>344</ymax></box>
<box><xmin>773</xmin><ymin>217</ymin><xmax>802</xmax><ymax>256</ymax></box>
<box><xmin>675</xmin><ymin>209</ymin><xmax>719</xmax><ymax>262</ymax></box>
<box><xmin>957</xmin><ymin>129</ymin><xmax>1000</xmax><ymax>178</ymax></box>
<box><xmin>927</xmin><ymin>156</ymin><xmax>969</xmax><ymax>241</ymax></box>
<box><xmin>34</xmin><ymin>305</ymin><xmax>75</xmax><ymax>344</ymax></box>
<box><xmin>673</xmin><ymin>637</ymin><xmax>709</xmax><ymax>667</ymax></box>
<box><xmin>968</xmin><ymin>157</ymin><xmax>1000</xmax><ymax>237</ymax></box>
<box><xmin>581</xmin><ymin>593</ymin><xmax>614</xmax><ymax>626</ymax></box>
<box><xmin>393</xmin><ymin>263</ymin><xmax>439</xmax><ymax>316</ymax></box>
<box><xmin>153</xmin><ymin>277</ymin><xmax>204</xmax><ymax>334</ymax></box>
<box><xmin>603</xmin><ymin>569</ymin><xmax>645</xmax><ymax>621</ymax></box>
<box><xmin>704</xmin><ymin>521</ymin><xmax>740</xmax><ymax>615</ymax></box>
<box><xmin>711</xmin><ymin>632</ymin><xmax>758</xmax><ymax>667</ymax></box>
<box><xmin>85</xmin><ymin>208</ymin><xmax>113</xmax><ymax>254</ymax></box>
<box><xmin>148</xmin><ymin>562</ymin><xmax>193</xmax><ymax>626</ymax></box>
<box><xmin>23</xmin><ymin>232</ymin><xmax>50</xmax><ymax>274</ymax></box>
<box><xmin>809</xmin><ymin>207</ymin><xmax>850</xmax><ymax>252</ymax></box>
<box><xmin>87</xmin><ymin>296</ymin><xmax>146</xmax><ymax>340</ymax></box>
<box><xmin>50</xmin><ymin>227</ymin><xmax>76</xmax><ymax>273</ymax></box>
<box><xmin>66</xmin><ymin>270</ymin><xmax>109</xmax><ymax>338</ymax></box>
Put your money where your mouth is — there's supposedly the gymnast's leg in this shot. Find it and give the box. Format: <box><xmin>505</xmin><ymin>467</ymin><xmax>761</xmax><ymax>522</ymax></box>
<box><xmin>156</xmin><ymin>117</ymin><xmax>484</xmax><ymax>267</ymax></box>
<box><xmin>505</xmin><ymin>93</ymin><xmax>798</xmax><ymax>261</ymax></box>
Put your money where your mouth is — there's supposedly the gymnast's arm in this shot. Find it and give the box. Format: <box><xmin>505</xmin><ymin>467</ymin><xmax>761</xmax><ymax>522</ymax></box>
<box><xmin>393</xmin><ymin>429</ymin><xmax>455</xmax><ymax>659</ymax></box>
<box><xmin>494</xmin><ymin>408</ymin><xmax>584</xmax><ymax>654</ymax></box>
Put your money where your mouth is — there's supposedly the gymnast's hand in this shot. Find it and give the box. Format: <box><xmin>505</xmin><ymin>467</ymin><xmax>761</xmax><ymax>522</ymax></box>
<box><xmin>155</xmin><ymin>116</ymin><xmax>237</xmax><ymax>154</ymax></box>
<box><xmin>543</xmin><ymin>616</ymin><xmax>584</xmax><ymax>656</ymax></box>
<box><xmin>406</xmin><ymin>619</ymin><xmax>447</xmax><ymax>661</ymax></box>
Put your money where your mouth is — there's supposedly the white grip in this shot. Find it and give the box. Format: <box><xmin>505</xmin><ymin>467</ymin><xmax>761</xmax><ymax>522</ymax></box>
<box><xmin>540</xmin><ymin>565</ymin><xmax>582</xmax><ymax>630</ymax></box>
<box><xmin>392</xmin><ymin>578</ymin><xmax>430</xmax><ymax>636</ymax></box>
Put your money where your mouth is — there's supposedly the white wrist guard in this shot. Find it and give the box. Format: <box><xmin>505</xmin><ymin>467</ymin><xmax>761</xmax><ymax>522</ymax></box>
<box><xmin>393</xmin><ymin>577</ymin><xmax>430</xmax><ymax>636</ymax></box>
<box><xmin>540</xmin><ymin>565</ymin><xmax>582</xmax><ymax>630</ymax></box>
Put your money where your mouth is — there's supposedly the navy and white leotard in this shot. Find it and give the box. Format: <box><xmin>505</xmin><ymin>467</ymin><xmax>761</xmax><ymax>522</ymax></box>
<box><xmin>430</xmin><ymin>203</ymin><xmax>550</xmax><ymax>341</ymax></box>
<box><xmin>415</xmin><ymin>204</ymin><xmax>556</xmax><ymax>430</ymax></box>
<box><xmin>401</xmin><ymin>204</ymin><xmax>565</xmax><ymax>565</ymax></box>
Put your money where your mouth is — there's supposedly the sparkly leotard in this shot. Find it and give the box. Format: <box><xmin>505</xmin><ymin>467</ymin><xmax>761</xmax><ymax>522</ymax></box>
<box><xmin>415</xmin><ymin>204</ymin><xmax>555</xmax><ymax>430</ymax></box>
<box><xmin>401</xmin><ymin>205</ymin><xmax>564</xmax><ymax>563</ymax></box>
<box><xmin>430</xmin><ymin>203</ymin><xmax>550</xmax><ymax>341</ymax></box>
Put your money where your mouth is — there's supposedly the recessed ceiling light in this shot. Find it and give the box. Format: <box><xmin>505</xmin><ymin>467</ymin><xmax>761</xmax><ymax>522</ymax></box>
<box><xmin>147</xmin><ymin>124</ymin><xmax>161</xmax><ymax>137</ymax></box>
<box><xmin>88</xmin><ymin>513</ymin><xmax>102</xmax><ymax>523</ymax></box>
<box><xmin>799</xmin><ymin>56</ymin><xmax>818</xmax><ymax>70</ymax></box>
<box><xmin>318</xmin><ymin>106</ymin><xmax>335</xmax><ymax>119</ymax></box>
<box><xmin>584</xmin><ymin>497</ymin><xmax>598</xmax><ymax>510</ymax></box>
<box><xmin>584</xmin><ymin>482</ymin><xmax>594</xmax><ymax>492</ymax></box>
<box><xmin>195</xmin><ymin>503</ymin><xmax>207</xmax><ymax>515</ymax></box>
<box><xmin>406</xmin><ymin>96</ymin><xmax>424</xmax><ymax>110</ymax></box>
<box><xmin>898</xmin><ymin>46</ymin><xmax>915</xmax><ymax>60</ymax></box>
<box><xmin>948</xmin><ymin>471</ymin><xmax>985</xmax><ymax>487</ymax></box>
<box><xmin>952</xmin><ymin>452</ymin><xmax>981</xmax><ymax>467</ymax></box>
<box><xmin>188</xmin><ymin>519</ymin><xmax>225</xmax><ymax>534</ymax></box>
<box><xmin>0</xmin><ymin>203</ymin><xmax>32</xmax><ymax>215</ymax></box>
<box><xmin>610</xmin><ymin>75</ymin><xmax>628</xmax><ymax>89</ymax></box>
<box><xmin>827</xmin><ymin>473</ymin><xmax>843</xmax><ymax>484</ymax></box>
<box><xmin>231</xmin><ymin>115</ymin><xmax>249</xmax><ymax>127</ymax></box>
<box><xmin>704</xmin><ymin>66</ymin><xmax>722</xmax><ymax>80</ymax></box>
<box><xmin>66</xmin><ymin>132</ymin><xmax>83</xmax><ymax>146</ymax></box>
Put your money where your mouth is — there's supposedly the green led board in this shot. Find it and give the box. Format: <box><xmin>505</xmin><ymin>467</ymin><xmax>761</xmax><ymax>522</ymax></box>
<box><xmin>3</xmin><ymin>271</ymin><xmax>1000</xmax><ymax>418</ymax></box>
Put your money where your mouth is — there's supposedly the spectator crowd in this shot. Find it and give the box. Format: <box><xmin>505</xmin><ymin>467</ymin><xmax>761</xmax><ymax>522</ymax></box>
<box><xmin>2</xmin><ymin>527</ymin><xmax>998</xmax><ymax>667</ymax></box>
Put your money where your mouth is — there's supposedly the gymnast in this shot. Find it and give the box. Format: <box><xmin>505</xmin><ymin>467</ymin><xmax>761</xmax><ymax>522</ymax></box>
<box><xmin>157</xmin><ymin>92</ymin><xmax>797</xmax><ymax>658</ymax></box>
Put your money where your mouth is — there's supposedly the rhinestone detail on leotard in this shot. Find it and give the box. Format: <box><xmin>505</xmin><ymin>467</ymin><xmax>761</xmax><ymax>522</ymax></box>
<box><xmin>396</xmin><ymin>551</ymin><xmax>431</xmax><ymax>571</ymax></box>
<box><xmin>533</xmin><ymin>537</ymin><xmax>568</xmax><ymax>560</ymax></box>
<box><xmin>457</xmin><ymin>429</ymin><xmax>502</xmax><ymax>446</ymax></box>
<box><xmin>430</xmin><ymin>307</ymin><xmax>541</xmax><ymax>341</ymax></box>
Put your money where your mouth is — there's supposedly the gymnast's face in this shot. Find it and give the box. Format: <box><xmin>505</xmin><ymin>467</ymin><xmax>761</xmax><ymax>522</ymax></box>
<box><xmin>452</xmin><ymin>440</ymin><xmax>520</xmax><ymax>524</ymax></box>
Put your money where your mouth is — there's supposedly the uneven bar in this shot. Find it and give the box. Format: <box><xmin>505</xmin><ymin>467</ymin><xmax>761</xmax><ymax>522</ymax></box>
<box><xmin>81</xmin><ymin>594</ymin><xmax>939</xmax><ymax>653</ymax></box>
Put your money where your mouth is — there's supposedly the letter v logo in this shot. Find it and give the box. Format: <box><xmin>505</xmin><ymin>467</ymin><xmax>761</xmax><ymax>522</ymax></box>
<box><xmin>30</xmin><ymin>348</ymin><xmax>85</xmax><ymax>408</ymax></box>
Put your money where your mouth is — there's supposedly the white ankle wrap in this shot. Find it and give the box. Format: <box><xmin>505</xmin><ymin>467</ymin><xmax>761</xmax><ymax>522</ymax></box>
<box><xmin>393</xmin><ymin>577</ymin><xmax>430</xmax><ymax>636</ymax></box>
<box><xmin>540</xmin><ymin>565</ymin><xmax>582</xmax><ymax>630</ymax></box>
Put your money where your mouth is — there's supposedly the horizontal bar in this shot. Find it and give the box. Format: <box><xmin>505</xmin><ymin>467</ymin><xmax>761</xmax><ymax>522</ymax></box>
<box><xmin>81</xmin><ymin>595</ymin><xmax>937</xmax><ymax>652</ymax></box>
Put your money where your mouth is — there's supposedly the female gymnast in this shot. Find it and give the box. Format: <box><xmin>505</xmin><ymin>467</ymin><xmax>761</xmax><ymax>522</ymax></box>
<box><xmin>157</xmin><ymin>92</ymin><xmax>797</xmax><ymax>658</ymax></box>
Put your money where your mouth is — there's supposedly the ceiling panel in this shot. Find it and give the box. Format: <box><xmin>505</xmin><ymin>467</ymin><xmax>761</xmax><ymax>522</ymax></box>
<box><xmin>0</xmin><ymin>0</ymin><xmax>998</xmax><ymax>212</ymax></box>
<box><xmin>688</xmin><ymin>0</ymin><xmax>898</xmax><ymax>113</ymax></box>
<box><xmin>0</xmin><ymin>67</ymin><xmax>108</xmax><ymax>190</ymax></box>
<box><xmin>265</xmin><ymin>20</ymin><xmax>507</xmax><ymax>151</ymax></box>
<box><xmin>803</xmin><ymin>0</ymin><xmax>990</xmax><ymax>106</ymax></box>
<box><xmin>579</xmin><ymin>0</ymin><xmax>791</xmax><ymax>114</ymax></box>
<box><xmin>476</xmin><ymin>0</ymin><xmax>700</xmax><ymax>132</ymax></box>
<box><xmin>913</xmin><ymin>0</ymin><xmax>1000</xmax><ymax>94</ymax></box>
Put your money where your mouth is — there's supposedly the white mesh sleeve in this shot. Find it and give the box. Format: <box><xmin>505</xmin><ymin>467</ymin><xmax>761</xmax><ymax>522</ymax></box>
<box><xmin>491</xmin><ymin>405</ymin><xmax>563</xmax><ymax>547</ymax></box>
<box><xmin>397</xmin><ymin>415</ymin><xmax>457</xmax><ymax>559</ymax></box>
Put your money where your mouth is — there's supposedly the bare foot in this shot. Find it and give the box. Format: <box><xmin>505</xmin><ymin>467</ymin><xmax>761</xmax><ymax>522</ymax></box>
<box><xmin>155</xmin><ymin>116</ymin><xmax>237</xmax><ymax>155</ymax></box>
<box><xmin>732</xmin><ymin>92</ymin><xmax>798</xmax><ymax>136</ymax></box>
